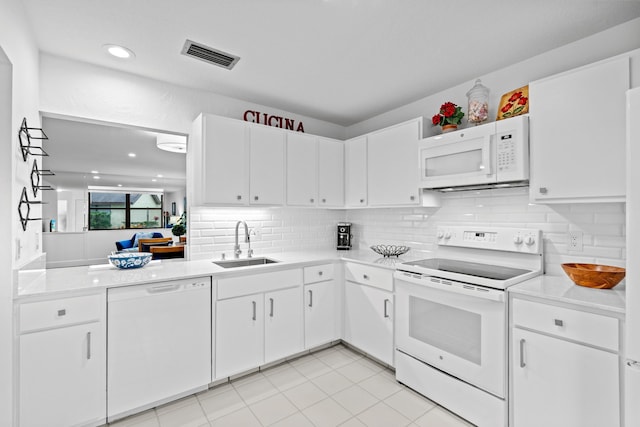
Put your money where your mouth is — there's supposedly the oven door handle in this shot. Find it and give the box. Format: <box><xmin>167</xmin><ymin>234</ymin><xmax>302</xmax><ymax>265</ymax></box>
<box><xmin>394</xmin><ymin>272</ymin><xmax>504</xmax><ymax>302</ymax></box>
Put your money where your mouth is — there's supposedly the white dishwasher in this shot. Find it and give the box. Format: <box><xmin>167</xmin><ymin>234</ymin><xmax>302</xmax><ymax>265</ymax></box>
<box><xmin>107</xmin><ymin>277</ymin><xmax>211</xmax><ymax>421</ymax></box>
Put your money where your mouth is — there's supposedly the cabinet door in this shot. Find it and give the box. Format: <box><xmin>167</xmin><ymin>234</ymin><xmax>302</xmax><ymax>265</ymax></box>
<box><xmin>201</xmin><ymin>115</ymin><xmax>248</xmax><ymax>205</ymax></box>
<box><xmin>318</xmin><ymin>138</ymin><xmax>344</xmax><ymax>207</ymax></box>
<box><xmin>345</xmin><ymin>136</ymin><xmax>368</xmax><ymax>207</ymax></box>
<box><xmin>250</xmin><ymin>125</ymin><xmax>285</xmax><ymax>205</ymax></box>
<box><xmin>512</xmin><ymin>328</ymin><xmax>620</xmax><ymax>427</ymax></box>
<box><xmin>20</xmin><ymin>322</ymin><xmax>105</xmax><ymax>427</ymax></box>
<box><xmin>286</xmin><ymin>133</ymin><xmax>318</xmax><ymax>206</ymax></box>
<box><xmin>367</xmin><ymin>119</ymin><xmax>421</xmax><ymax>206</ymax></box>
<box><xmin>343</xmin><ymin>281</ymin><xmax>394</xmax><ymax>365</ymax></box>
<box><xmin>216</xmin><ymin>294</ymin><xmax>264</xmax><ymax>379</ymax></box>
<box><xmin>304</xmin><ymin>281</ymin><xmax>338</xmax><ymax>349</ymax></box>
<box><xmin>264</xmin><ymin>287</ymin><xmax>304</xmax><ymax>363</ymax></box>
<box><xmin>529</xmin><ymin>56</ymin><xmax>629</xmax><ymax>202</ymax></box>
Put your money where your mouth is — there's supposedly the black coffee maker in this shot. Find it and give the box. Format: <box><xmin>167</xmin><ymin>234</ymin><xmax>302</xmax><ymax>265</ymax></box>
<box><xmin>337</xmin><ymin>222</ymin><xmax>352</xmax><ymax>250</ymax></box>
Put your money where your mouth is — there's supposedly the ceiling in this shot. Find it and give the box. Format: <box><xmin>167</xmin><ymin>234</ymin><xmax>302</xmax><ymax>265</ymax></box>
<box><xmin>41</xmin><ymin>117</ymin><xmax>186</xmax><ymax>192</ymax></box>
<box><xmin>22</xmin><ymin>0</ymin><xmax>640</xmax><ymax>127</ymax></box>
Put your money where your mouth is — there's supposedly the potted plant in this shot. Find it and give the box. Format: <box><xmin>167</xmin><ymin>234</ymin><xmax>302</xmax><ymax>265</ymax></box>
<box><xmin>171</xmin><ymin>211</ymin><xmax>187</xmax><ymax>243</ymax></box>
<box><xmin>432</xmin><ymin>102</ymin><xmax>465</xmax><ymax>132</ymax></box>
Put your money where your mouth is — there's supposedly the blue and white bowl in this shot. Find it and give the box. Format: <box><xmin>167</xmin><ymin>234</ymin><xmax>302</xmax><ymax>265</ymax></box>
<box><xmin>108</xmin><ymin>252</ymin><xmax>153</xmax><ymax>269</ymax></box>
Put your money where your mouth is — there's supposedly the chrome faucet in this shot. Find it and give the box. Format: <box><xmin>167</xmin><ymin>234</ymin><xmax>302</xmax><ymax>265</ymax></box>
<box><xmin>234</xmin><ymin>221</ymin><xmax>253</xmax><ymax>258</ymax></box>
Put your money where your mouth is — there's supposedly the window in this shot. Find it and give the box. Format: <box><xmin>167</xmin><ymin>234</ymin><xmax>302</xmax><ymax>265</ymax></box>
<box><xmin>89</xmin><ymin>192</ymin><xmax>163</xmax><ymax>230</ymax></box>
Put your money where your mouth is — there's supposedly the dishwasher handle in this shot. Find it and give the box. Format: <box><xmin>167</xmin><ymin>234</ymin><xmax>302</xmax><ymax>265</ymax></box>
<box><xmin>146</xmin><ymin>284</ymin><xmax>181</xmax><ymax>294</ymax></box>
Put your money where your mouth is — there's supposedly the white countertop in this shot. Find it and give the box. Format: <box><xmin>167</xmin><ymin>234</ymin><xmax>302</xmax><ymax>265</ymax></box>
<box><xmin>508</xmin><ymin>274</ymin><xmax>626</xmax><ymax>314</ymax></box>
<box><xmin>16</xmin><ymin>249</ymin><xmax>424</xmax><ymax>300</ymax></box>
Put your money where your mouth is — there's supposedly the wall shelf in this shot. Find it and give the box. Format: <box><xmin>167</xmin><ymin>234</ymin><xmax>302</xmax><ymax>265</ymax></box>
<box><xmin>30</xmin><ymin>159</ymin><xmax>55</xmax><ymax>197</ymax></box>
<box><xmin>19</xmin><ymin>117</ymin><xmax>49</xmax><ymax>162</ymax></box>
<box><xmin>18</xmin><ymin>187</ymin><xmax>45</xmax><ymax>231</ymax></box>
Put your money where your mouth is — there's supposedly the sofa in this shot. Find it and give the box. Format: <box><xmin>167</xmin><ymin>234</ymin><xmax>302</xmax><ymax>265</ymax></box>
<box><xmin>115</xmin><ymin>232</ymin><xmax>165</xmax><ymax>252</ymax></box>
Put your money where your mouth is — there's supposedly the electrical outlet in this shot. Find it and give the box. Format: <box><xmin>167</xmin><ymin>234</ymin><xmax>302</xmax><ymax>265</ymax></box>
<box><xmin>252</xmin><ymin>226</ymin><xmax>262</xmax><ymax>238</ymax></box>
<box><xmin>568</xmin><ymin>230</ymin><xmax>583</xmax><ymax>252</ymax></box>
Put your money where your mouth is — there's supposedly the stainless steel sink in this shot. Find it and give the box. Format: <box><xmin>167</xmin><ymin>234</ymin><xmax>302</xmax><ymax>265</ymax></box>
<box><xmin>212</xmin><ymin>257</ymin><xmax>279</xmax><ymax>268</ymax></box>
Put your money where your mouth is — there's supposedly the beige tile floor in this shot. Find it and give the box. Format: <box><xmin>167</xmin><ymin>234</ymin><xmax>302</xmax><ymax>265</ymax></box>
<box><xmin>108</xmin><ymin>344</ymin><xmax>474</xmax><ymax>427</ymax></box>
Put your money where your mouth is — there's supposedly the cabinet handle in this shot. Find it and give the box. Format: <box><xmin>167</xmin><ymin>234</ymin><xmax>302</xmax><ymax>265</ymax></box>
<box><xmin>539</xmin><ymin>187</ymin><xmax>548</xmax><ymax>194</ymax></box>
<box><xmin>554</xmin><ymin>319</ymin><xmax>564</xmax><ymax>327</ymax></box>
<box><xmin>363</xmin><ymin>274</ymin><xmax>369</xmax><ymax>280</ymax></box>
<box><xmin>322</xmin><ymin>198</ymin><xmax>326</xmax><ymax>203</ymax></box>
<box><xmin>410</xmin><ymin>195</ymin><xmax>415</xmax><ymax>201</ymax></box>
<box><xmin>237</xmin><ymin>195</ymin><xmax>242</xmax><ymax>200</ymax></box>
<box><xmin>57</xmin><ymin>309</ymin><xmax>66</xmax><ymax>317</ymax></box>
<box><xmin>269</xmin><ymin>298</ymin><xmax>274</xmax><ymax>317</ymax></box>
<box><xmin>252</xmin><ymin>301</ymin><xmax>257</xmax><ymax>321</ymax></box>
<box><xmin>254</xmin><ymin>195</ymin><xmax>259</xmax><ymax>201</ymax></box>
<box><xmin>86</xmin><ymin>332</ymin><xmax>92</xmax><ymax>360</ymax></box>
<box><xmin>360</xmin><ymin>198</ymin><xmax>365</xmax><ymax>203</ymax></box>
<box><xmin>310</xmin><ymin>198</ymin><xmax>314</xmax><ymax>203</ymax></box>
<box><xmin>383</xmin><ymin>299</ymin><xmax>390</xmax><ymax>318</ymax></box>
<box><xmin>308</xmin><ymin>290</ymin><xmax>313</xmax><ymax>307</ymax></box>
<box><xmin>318</xmin><ymin>271</ymin><xmax>323</xmax><ymax>276</ymax></box>
<box><xmin>519</xmin><ymin>338</ymin><xmax>526</xmax><ymax>368</ymax></box>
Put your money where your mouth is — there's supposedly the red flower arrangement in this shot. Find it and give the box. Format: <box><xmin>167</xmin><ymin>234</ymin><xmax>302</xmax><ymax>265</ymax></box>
<box><xmin>432</xmin><ymin>102</ymin><xmax>465</xmax><ymax>126</ymax></box>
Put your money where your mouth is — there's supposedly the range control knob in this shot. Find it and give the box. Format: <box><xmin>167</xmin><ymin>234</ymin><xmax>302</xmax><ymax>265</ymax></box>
<box><xmin>437</xmin><ymin>230</ymin><xmax>444</xmax><ymax>239</ymax></box>
<box><xmin>524</xmin><ymin>235</ymin><xmax>536</xmax><ymax>246</ymax></box>
<box><xmin>513</xmin><ymin>235</ymin><xmax>523</xmax><ymax>245</ymax></box>
<box><xmin>443</xmin><ymin>231</ymin><xmax>452</xmax><ymax>240</ymax></box>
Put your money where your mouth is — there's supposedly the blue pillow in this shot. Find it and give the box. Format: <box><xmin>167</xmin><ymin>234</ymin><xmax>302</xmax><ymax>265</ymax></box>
<box><xmin>132</xmin><ymin>232</ymin><xmax>155</xmax><ymax>249</ymax></box>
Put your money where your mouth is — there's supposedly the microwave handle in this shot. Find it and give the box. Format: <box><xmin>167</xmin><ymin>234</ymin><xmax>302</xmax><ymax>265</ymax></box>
<box><xmin>482</xmin><ymin>135</ymin><xmax>492</xmax><ymax>176</ymax></box>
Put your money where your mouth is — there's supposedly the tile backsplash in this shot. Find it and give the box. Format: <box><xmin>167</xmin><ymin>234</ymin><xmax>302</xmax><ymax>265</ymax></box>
<box><xmin>190</xmin><ymin>188</ymin><xmax>626</xmax><ymax>276</ymax></box>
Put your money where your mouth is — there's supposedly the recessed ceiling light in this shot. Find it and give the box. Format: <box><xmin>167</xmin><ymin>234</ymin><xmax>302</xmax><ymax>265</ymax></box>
<box><xmin>157</xmin><ymin>174</ymin><xmax>163</xmax><ymax>178</ymax></box>
<box><xmin>117</xmin><ymin>184</ymin><xmax>123</xmax><ymax>187</ymax></box>
<box><xmin>151</xmin><ymin>179</ymin><xmax>157</xmax><ymax>182</ymax></box>
<box><xmin>93</xmin><ymin>176</ymin><xmax>101</xmax><ymax>180</ymax></box>
<box><xmin>128</xmin><ymin>153</ymin><xmax>136</xmax><ymax>157</ymax></box>
<box><xmin>91</xmin><ymin>170</ymin><xmax>99</xmax><ymax>174</ymax></box>
<box><xmin>104</xmin><ymin>44</ymin><xmax>135</xmax><ymax>59</ymax></box>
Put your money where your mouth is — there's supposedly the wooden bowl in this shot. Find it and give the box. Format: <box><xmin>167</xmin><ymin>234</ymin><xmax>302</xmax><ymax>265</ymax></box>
<box><xmin>561</xmin><ymin>263</ymin><xmax>626</xmax><ymax>289</ymax></box>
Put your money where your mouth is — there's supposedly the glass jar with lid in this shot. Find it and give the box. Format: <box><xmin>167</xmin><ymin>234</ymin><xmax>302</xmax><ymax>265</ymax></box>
<box><xmin>466</xmin><ymin>79</ymin><xmax>490</xmax><ymax>124</ymax></box>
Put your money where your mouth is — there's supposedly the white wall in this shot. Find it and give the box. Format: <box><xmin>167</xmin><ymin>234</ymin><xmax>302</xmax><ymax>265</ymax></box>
<box><xmin>346</xmin><ymin>17</ymin><xmax>640</xmax><ymax>138</ymax></box>
<box><xmin>39</xmin><ymin>54</ymin><xmax>346</xmax><ymax>139</ymax></box>
<box><xmin>0</xmin><ymin>0</ymin><xmax>41</xmax><ymax>424</ymax></box>
<box><xmin>188</xmin><ymin>207</ymin><xmax>344</xmax><ymax>260</ymax></box>
<box><xmin>347</xmin><ymin>188</ymin><xmax>626</xmax><ymax>276</ymax></box>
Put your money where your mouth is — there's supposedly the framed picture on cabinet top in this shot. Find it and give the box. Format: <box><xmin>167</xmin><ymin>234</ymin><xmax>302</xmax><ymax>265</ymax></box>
<box><xmin>496</xmin><ymin>85</ymin><xmax>529</xmax><ymax>120</ymax></box>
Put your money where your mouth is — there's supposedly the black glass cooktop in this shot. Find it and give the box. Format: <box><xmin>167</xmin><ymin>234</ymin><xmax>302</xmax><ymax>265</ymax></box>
<box><xmin>402</xmin><ymin>258</ymin><xmax>532</xmax><ymax>281</ymax></box>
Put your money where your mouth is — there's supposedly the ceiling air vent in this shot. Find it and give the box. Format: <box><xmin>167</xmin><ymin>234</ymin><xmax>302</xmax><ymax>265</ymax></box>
<box><xmin>181</xmin><ymin>39</ymin><xmax>240</xmax><ymax>70</ymax></box>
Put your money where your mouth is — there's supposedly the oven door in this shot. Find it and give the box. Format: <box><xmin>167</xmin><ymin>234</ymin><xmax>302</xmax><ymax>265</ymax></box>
<box><xmin>419</xmin><ymin>124</ymin><xmax>495</xmax><ymax>189</ymax></box>
<box><xmin>394</xmin><ymin>271</ymin><xmax>506</xmax><ymax>398</ymax></box>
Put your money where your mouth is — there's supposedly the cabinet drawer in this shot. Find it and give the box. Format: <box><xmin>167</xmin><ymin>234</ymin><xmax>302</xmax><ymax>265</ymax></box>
<box><xmin>512</xmin><ymin>299</ymin><xmax>619</xmax><ymax>351</ymax></box>
<box><xmin>218</xmin><ymin>268</ymin><xmax>302</xmax><ymax>299</ymax></box>
<box><xmin>304</xmin><ymin>264</ymin><xmax>335</xmax><ymax>284</ymax></box>
<box><xmin>344</xmin><ymin>262</ymin><xmax>393</xmax><ymax>292</ymax></box>
<box><xmin>20</xmin><ymin>294</ymin><xmax>103</xmax><ymax>333</ymax></box>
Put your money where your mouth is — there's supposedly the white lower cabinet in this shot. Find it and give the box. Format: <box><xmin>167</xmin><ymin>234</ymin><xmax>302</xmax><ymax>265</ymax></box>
<box><xmin>216</xmin><ymin>293</ymin><xmax>265</xmax><ymax>378</ymax></box>
<box><xmin>265</xmin><ymin>287</ymin><xmax>304</xmax><ymax>363</ymax></box>
<box><xmin>343</xmin><ymin>263</ymin><xmax>394</xmax><ymax>365</ymax></box>
<box><xmin>511</xmin><ymin>297</ymin><xmax>621</xmax><ymax>427</ymax></box>
<box><xmin>303</xmin><ymin>264</ymin><xmax>339</xmax><ymax>349</ymax></box>
<box><xmin>18</xmin><ymin>294</ymin><xmax>106</xmax><ymax>427</ymax></box>
<box><xmin>215</xmin><ymin>269</ymin><xmax>304</xmax><ymax>379</ymax></box>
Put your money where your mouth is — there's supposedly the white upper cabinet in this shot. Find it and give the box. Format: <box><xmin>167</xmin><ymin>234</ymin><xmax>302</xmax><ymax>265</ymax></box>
<box><xmin>287</xmin><ymin>132</ymin><xmax>319</xmax><ymax>206</ymax></box>
<box><xmin>249</xmin><ymin>125</ymin><xmax>285</xmax><ymax>205</ymax></box>
<box><xmin>191</xmin><ymin>114</ymin><xmax>248</xmax><ymax>206</ymax></box>
<box><xmin>345</xmin><ymin>136</ymin><xmax>368</xmax><ymax>207</ymax></box>
<box><xmin>191</xmin><ymin>114</ymin><xmax>286</xmax><ymax>206</ymax></box>
<box><xmin>529</xmin><ymin>55</ymin><xmax>629</xmax><ymax>203</ymax></box>
<box><xmin>367</xmin><ymin>118</ymin><xmax>422</xmax><ymax>206</ymax></box>
<box><xmin>318</xmin><ymin>137</ymin><xmax>345</xmax><ymax>207</ymax></box>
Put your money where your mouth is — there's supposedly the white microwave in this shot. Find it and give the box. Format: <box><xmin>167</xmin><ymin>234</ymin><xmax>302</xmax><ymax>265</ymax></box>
<box><xmin>418</xmin><ymin>115</ymin><xmax>529</xmax><ymax>191</ymax></box>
